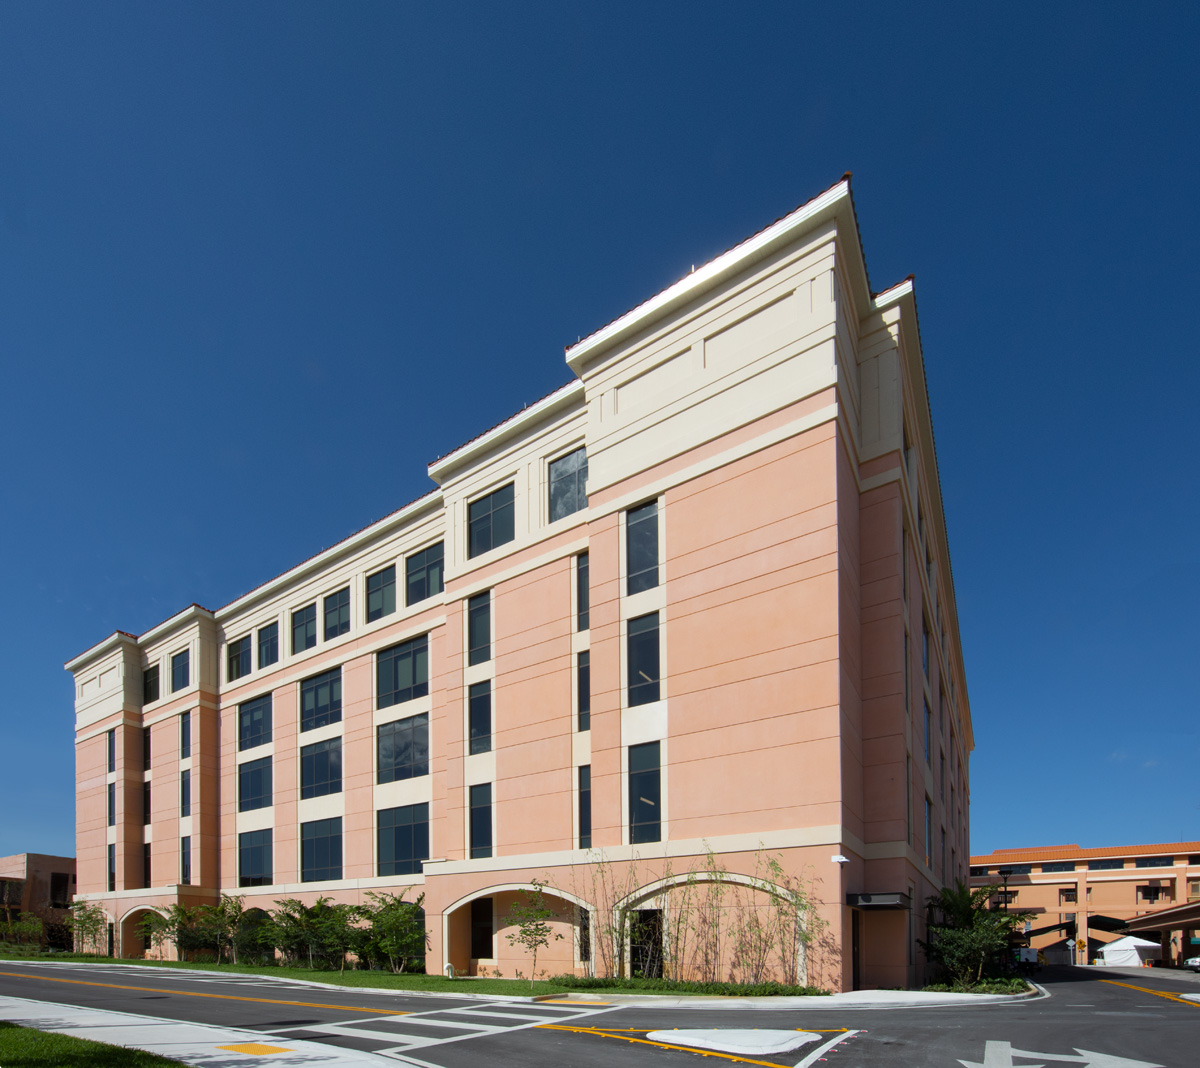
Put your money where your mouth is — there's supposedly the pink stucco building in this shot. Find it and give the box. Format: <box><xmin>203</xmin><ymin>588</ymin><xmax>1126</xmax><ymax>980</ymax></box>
<box><xmin>66</xmin><ymin>177</ymin><xmax>972</xmax><ymax>990</ymax></box>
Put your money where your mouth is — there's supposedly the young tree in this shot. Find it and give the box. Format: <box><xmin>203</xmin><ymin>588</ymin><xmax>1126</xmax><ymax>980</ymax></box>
<box><xmin>503</xmin><ymin>880</ymin><xmax>562</xmax><ymax>989</ymax></box>
<box><xmin>200</xmin><ymin>895</ymin><xmax>246</xmax><ymax>964</ymax></box>
<box><xmin>138</xmin><ymin>911</ymin><xmax>173</xmax><ymax>959</ymax></box>
<box><xmin>69</xmin><ymin>901</ymin><xmax>108</xmax><ymax>955</ymax></box>
<box><xmin>362</xmin><ymin>892</ymin><xmax>427</xmax><ymax>973</ymax></box>
<box><xmin>920</xmin><ymin>880</ymin><xmax>1031</xmax><ymax>986</ymax></box>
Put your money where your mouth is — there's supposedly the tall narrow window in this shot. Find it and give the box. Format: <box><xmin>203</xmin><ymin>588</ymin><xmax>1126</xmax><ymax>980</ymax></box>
<box><xmin>180</xmin><ymin>837</ymin><xmax>191</xmax><ymax>885</ymax></box>
<box><xmin>300</xmin><ymin>739</ymin><xmax>342</xmax><ymax>799</ymax></box>
<box><xmin>324</xmin><ymin>587</ymin><xmax>350</xmax><ymax>640</ymax></box>
<box><xmin>239</xmin><ymin>829</ymin><xmax>273</xmax><ymax>887</ymax></box>
<box><xmin>107</xmin><ymin>844</ymin><xmax>116</xmax><ymax>892</ymax></box>
<box><xmin>258</xmin><ymin>622</ymin><xmax>279</xmax><ymax>668</ymax></box>
<box><xmin>576</xmin><ymin>552</ymin><xmax>589</xmax><ymax>630</ymax></box>
<box><xmin>180</xmin><ymin>769</ymin><xmax>191</xmax><ymax>817</ymax></box>
<box><xmin>180</xmin><ymin>710</ymin><xmax>191</xmax><ymax>759</ymax></box>
<box><xmin>107</xmin><ymin>782</ymin><xmax>115</xmax><ymax>826</ymax></box>
<box><xmin>107</xmin><ymin>729</ymin><xmax>116</xmax><ymax>773</ymax></box>
<box><xmin>406</xmin><ymin>542</ymin><xmax>444</xmax><ymax>605</ymax></box>
<box><xmin>142</xmin><ymin>781</ymin><xmax>151</xmax><ymax>825</ymax></box>
<box><xmin>924</xmin><ymin>701</ymin><xmax>932</xmax><ymax>764</ymax></box>
<box><xmin>300</xmin><ymin>668</ymin><xmax>341</xmax><ymax>731</ymax></box>
<box><xmin>377</xmin><ymin>635</ymin><xmax>429</xmax><ymax>708</ymax></box>
<box><xmin>143</xmin><ymin>843</ymin><xmax>151</xmax><ymax>889</ymax></box>
<box><xmin>924</xmin><ymin>798</ymin><xmax>933</xmax><ymax>869</ymax></box>
<box><xmin>469</xmin><ymin>783</ymin><xmax>492</xmax><ymax>859</ymax></box>
<box><xmin>626</xmin><ymin>500</ymin><xmax>659</xmax><ymax>594</ymax></box>
<box><xmin>238</xmin><ymin>756</ymin><xmax>273</xmax><ymax>812</ymax></box>
<box><xmin>171</xmin><ymin>649</ymin><xmax>190</xmax><ymax>692</ymax></box>
<box><xmin>627</xmin><ymin>612</ymin><xmax>660</xmax><ymax>706</ymax></box>
<box><xmin>378</xmin><ymin>803</ymin><xmax>430</xmax><ymax>876</ymax></box>
<box><xmin>939</xmin><ymin>751</ymin><xmax>945</xmax><ymax>801</ymax></box>
<box><xmin>301</xmin><ymin>818</ymin><xmax>342</xmax><ymax>882</ymax></box>
<box><xmin>143</xmin><ymin>665</ymin><xmax>160</xmax><ymax>705</ymax></box>
<box><xmin>469</xmin><ymin>681</ymin><xmax>492</xmax><ymax>755</ymax></box>
<box><xmin>578</xmin><ymin>764</ymin><xmax>592</xmax><ymax>849</ymax></box>
<box><xmin>366</xmin><ymin>564</ymin><xmax>396</xmax><ymax>622</ymax></box>
<box><xmin>470</xmin><ymin>898</ymin><xmax>493</xmax><ymax>959</ymax></box>
<box><xmin>577</xmin><ymin>651</ymin><xmax>591</xmax><ymax>732</ymax></box>
<box><xmin>238</xmin><ymin>695</ymin><xmax>273</xmax><ymax>750</ymax></box>
<box><xmin>549</xmin><ymin>446</ymin><xmax>588</xmax><ymax>520</ymax></box>
<box><xmin>467</xmin><ymin>591</ymin><xmax>491</xmax><ymax>666</ymax></box>
<box><xmin>922</xmin><ymin>619</ymin><xmax>930</xmax><ymax>676</ymax></box>
<box><xmin>227</xmin><ymin>636</ymin><xmax>251</xmax><ymax>681</ymax></box>
<box><xmin>468</xmin><ymin>483</ymin><xmax>515</xmax><ymax>558</ymax></box>
<box><xmin>377</xmin><ymin>714</ymin><xmax>430</xmax><ymax>783</ymax></box>
<box><xmin>292</xmin><ymin>604</ymin><xmax>317</xmax><ymax>654</ymax></box>
<box><xmin>629</xmin><ymin>741</ymin><xmax>661</xmax><ymax>844</ymax></box>
<box><xmin>143</xmin><ymin>726</ymin><xmax>151</xmax><ymax>770</ymax></box>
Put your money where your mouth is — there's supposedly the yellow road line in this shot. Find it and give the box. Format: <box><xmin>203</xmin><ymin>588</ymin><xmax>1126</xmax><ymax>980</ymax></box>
<box><xmin>535</xmin><ymin>1022</ymin><xmax>842</xmax><ymax>1067</ymax></box>
<box><xmin>0</xmin><ymin>970</ymin><xmax>407</xmax><ymax>1015</ymax></box>
<box><xmin>1100</xmin><ymin>979</ymin><xmax>1200</xmax><ymax>1008</ymax></box>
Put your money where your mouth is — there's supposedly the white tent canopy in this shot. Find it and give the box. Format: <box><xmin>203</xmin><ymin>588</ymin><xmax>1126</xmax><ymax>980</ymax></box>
<box><xmin>1096</xmin><ymin>935</ymin><xmax>1161</xmax><ymax>967</ymax></box>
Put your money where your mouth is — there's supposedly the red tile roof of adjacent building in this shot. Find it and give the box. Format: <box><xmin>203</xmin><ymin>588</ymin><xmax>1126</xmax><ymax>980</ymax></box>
<box><xmin>971</xmin><ymin>841</ymin><xmax>1200</xmax><ymax>864</ymax></box>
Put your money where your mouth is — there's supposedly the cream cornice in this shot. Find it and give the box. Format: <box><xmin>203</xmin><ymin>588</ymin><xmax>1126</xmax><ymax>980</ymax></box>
<box><xmin>64</xmin><ymin>631</ymin><xmax>139</xmax><ymax>674</ymax></box>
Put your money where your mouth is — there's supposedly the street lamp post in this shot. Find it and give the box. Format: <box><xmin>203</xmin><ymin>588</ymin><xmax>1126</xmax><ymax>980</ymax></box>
<box><xmin>998</xmin><ymin>868</ymin><xmax>1012</xmax><ymax>912</ymax></box>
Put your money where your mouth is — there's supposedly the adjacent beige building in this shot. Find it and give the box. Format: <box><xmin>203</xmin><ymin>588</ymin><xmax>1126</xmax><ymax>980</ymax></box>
<box><xmin>67</xmin><ymin>177</ymin><xmax>973</xmax><ymax>990</ymax></box>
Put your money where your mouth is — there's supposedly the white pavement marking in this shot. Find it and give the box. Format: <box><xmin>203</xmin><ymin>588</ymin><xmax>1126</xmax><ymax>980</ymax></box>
<box><xmin>0</xmin><ymin>993</ymin><xmax>390</xmax><ymax>1066</ymax></box>
<box><xmin>645</xmin><ymin>1029</ymin><xmax>822</xmax><ymax>1055</ymax></box>
<box><xmin>958</xmin><ymin>1040</ymin><xmax>1165</xmax><ymax>1068</ymax></box>
<box><xmin>794</xmin><ymin>1029</ymin><xmax>862</xmax><ymax>1068</ymax></box>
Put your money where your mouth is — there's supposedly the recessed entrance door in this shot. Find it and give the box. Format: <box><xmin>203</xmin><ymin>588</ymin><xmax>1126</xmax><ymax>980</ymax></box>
<box><xmin>630</xmin><ymin>909</ymin><xmax>663</xmax><ymax>979</ymax></box>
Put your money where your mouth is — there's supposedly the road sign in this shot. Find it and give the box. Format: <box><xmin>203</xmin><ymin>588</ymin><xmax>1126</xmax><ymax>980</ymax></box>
<box><xmin>1076</xmin><ymin>939</ymin><xmax>1087</xmax><ymax>950</ymax></box>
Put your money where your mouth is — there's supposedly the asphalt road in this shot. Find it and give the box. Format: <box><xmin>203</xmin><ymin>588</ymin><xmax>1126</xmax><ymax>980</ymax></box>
<box><xmin>0</xmin><ymin>962</ymin><xmax>1195</xmax><ymax>1067</ymax></box>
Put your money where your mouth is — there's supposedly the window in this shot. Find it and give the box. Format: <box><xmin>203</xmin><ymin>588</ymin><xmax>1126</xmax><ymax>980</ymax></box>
<box><xmin>576</xmin><ymin>552</ymin><xmax>589</xmax><ymax>630</ymax></box>
<box><xmin>301</xmin><ymin>818</ymin><xmax>342</xmax><ymax>882</ymax></box>
<box><xmin>143</xmin><ymin>726</ymin><xmax>151</xmax><ymax>771</ymax></box>
<box><xmin>939</xmin><ymin>751</ymin><xmax>945</xmax><ymax>800</ymax></box>
<box><xmin>143</xmin><ymin>665</ymin><xmax>160</xmax><ymax>705</ymax></box>
<box><xmin>629</xmin><ymin>742</ymin><xmax>660</xmax><ymax>844</ymax></box>
<box><xmin>107</xmin><ymin>782</ymin><xmax>115</xmax><ymax>826</ymax></box>
<box><xmin>238</xmin><ymin>756</ymin><xmax>272</xmax><ymax>812</ymax></box>
<box><xmin>1059</xmin><ymin>888</ymin><xmax>1077</xmax><ymax>905</ymax></box>
<box><xmin>377</xmin><ymin>635</ymin><xmax>429</xmax><ymax>708</ymax></box>
<box><xmin>300</xmin><ymin>668</ymin><xmax>342</xmax><ymax>731</ymax></box>
<box><xmin>180</xmin><ymin>836</ymin><xmax>191</xmax><ymax>885</ymax></box>
<box><xmin>467</xmin><ymin>591</ymin><xmax>491</xmax><ymax>665</ymax></box>
<box><xmin>171</xmin><ymin>649</ymin><xmax>190</xmax><ymax>692</ymax></box>
<box><xmin>1137</xmin><ymin>885</ymin><xmax>1171</xmax><ymax>904</ymax></box>
<box><xmin>577</xmin><ymin>651</ymin><xmax>591</xmax><ymax>731</ymax></box>
<box><xmin>626</xmin><ymin>500</ymin><xmax>659</xmax><ymax>594</ymax></box>
<box><xmin>377</xmin><ymin>713</ymin><xmax>429</xmax><ymax>783</ymax></box>
<box><xmin>970</xmin><ymin>866</ymin><xmax>988</xmax><ymax>877</ymax></box>
<box><xmin>227</xmin><ymin>636</ymin><xmax>251</xmax><ymax>681</ymax></box>
<box><xmin>378</xmin><ymin>803</ymin><xmax>430</xmax><ymax>876</ymax></box>
<box><xmin>470</xmin><ymin>897</ymin><xmax>493</xmax><ymax>959</ymax></box>
<box><xmin>469</xmin><ymin>783</ymin><xmax>492</xmax><ymax>859</ymax></box>
<box><xmin>924</xmin><ymin>797</ymin><xmax>932</xmax><ymax>868</ymax></box>
<box><xmin>627</xmin><ymin>612</ymin><xmax>660</xmax><ymax>706</ymax></box>
<box><xmin>239</xmin><ymin>829</ymin><xmax>273</xmax><ymax>887</ymax></box>
<box><xmin>578</xmin><ymin>765</ymin><xmax>591</xmax><ymax>849</ymax></box>
<box><xmin>107</xmin><ymin>844</ymin><xmax>115</xmax><ymax>892</ymax></box>
<box><xmin>238</xmin><ymin>695</ymin><xmax>272</xmax><ymax>750</ymax></box>
<box><xmin>921</xmin><ymin>620</ymin><xmax>929</xmax><ymax>677</ymax></box>
<box><xmin>324</xmin><ymin>587</ymin><xmax>350</xmax><ymax>640</ymax></box>
<box><xmin>180</xmin><ymin>769</ymin><xmax>191</xmax><ymax>817</ymax></box>
<box><xmin>300</xmin><ymin>738</ymin><xmax>342</xmax><ymax>799</ymax></box>
<box><xmin>107</xmin><ymin>729</ymin><xmax>116</xmax><ymax>773</ymax></box>
<box><xmin>468</xmin><ymin>483</ymin><xmax>515</xmax><ymax>558</ymax></box>
<box><xmin>923</xmin><ymin>701</ymin><xmax>932</xmax><ymax>764</ymax></box>
<box><xmin>1041</xmin><ymin>861</ymin><xmax>1076</xmax><ymax>873</ymax></box>
<box><xmin>997</xmin><ymin>864</ymin><xmax>1032</xmax><ymax>875</ymax></box>
<box><xmin>142</xmin><ymin>781</ymin><xmax>151</xmax><ymax>825</ymax></box>
<box><xmin>994</xmin><ymin>890</ymin><xmax>1018</xmax><ymax>905</ymax></box>
<box><xmin>143</xmin><ymin>843</ymin><xmax>151</xmax><ymax>889</ymax></box>
<box><xmin>180</xmin><ymin>710</ymin><xmax>191</xmax><ymax>759</ymax></box>
<box><xmin>1088</xmin><ymin>858</ymin><xmax>1124</xmax><ymax>871</ymax></box>
<box><xmin>469</xmin><ymin>681</ymin><xmax>492</xmax><ymax>755</ymax></box>
<box><xmin>1136</xmin><ymin>856</ymin><xmax>1174</xmax><ymax>868</ymax></box>
<box><xmin>366</xmin><ymin>564</ymin><xmax>396</xmax><ymax>623</ymax></box>
<box><xmin>258</xmin><ymin>622</ymin><xmax>279</xmax><ymax>668</ymax></box>
<box><xmin>549</xmin><ymin>446</ymin><xmax>588</xmax><ymax>521</ymax></box>
<box><xmin>292</xmin><ymin>603</ymin><xmax>317</xmax><ymax>654</ymax></box>
<box><xmin>406</xmin><ymin>542</ymin><xmax>444</xmax><ymax>605</ymax></box>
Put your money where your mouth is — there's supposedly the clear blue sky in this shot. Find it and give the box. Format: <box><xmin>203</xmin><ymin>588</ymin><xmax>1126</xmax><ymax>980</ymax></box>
<box><xmin>2</xmin><ymin>3</ymin><xmax>1196</xmax><ymax>860</ymax></box>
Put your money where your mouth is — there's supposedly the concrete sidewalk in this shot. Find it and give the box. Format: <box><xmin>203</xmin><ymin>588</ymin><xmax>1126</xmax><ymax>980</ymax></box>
<box><xmin>0</xmin><ymin>994</ymin><xmax>389</xmax><ymax>1067</ymax></box>
<box><xmin>542</xmin><ymin>985</ymin><xmax>1045</xmax><ymax>1009</ymax></box>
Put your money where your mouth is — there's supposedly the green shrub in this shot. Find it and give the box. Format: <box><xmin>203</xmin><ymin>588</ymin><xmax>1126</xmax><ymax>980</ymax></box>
<box><xmin>922</xmin><ymin>977</ymin><xmax>1029</xmax><ymax>994</ymax></box>
<box><xmin>548</xmin><ymin>974</ymin><xmax>829</xmax><ymax>996</ymax></box>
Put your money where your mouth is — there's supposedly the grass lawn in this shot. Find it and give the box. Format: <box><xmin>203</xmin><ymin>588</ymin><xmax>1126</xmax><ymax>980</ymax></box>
<box><xmin>0</xmin><ymin>1020</ymin><xmax>186</xmax><ymax>1067</ymax></box>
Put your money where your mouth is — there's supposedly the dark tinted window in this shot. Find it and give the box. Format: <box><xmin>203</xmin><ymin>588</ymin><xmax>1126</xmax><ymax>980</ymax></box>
<box><xmin>579</xmin><ymin>764</ymin><xmax>591</xmax><ymax>849</ymax></box>
<box><xmin>180</xmin><ymin>769</ymin><xmax>191</xmax><ymax>816</ymax></box>
<box><xmin>300</xmin><ymin>738</ymin><xmax>342</xmax><ymax>799</ymax></box>
<box><xmin>1088</xmin><ymin>858</ymin><xmax>1123</xmax><ymax>870</ymax></box>
<box><xmin>258</xmin><ymin>622</ymin><xmax>279</xmax><ymax>668</ymax></box>
<box><xmin>180</xmin><ymin>710</ymin><xmax>191</xmax><ymax>758</ymax></box>
<box><xmin>143</xmin><ymin>726</ymin><xmax>151</xmax><ymax>770</ymax></box>
<box><xmin>228</xmin><ymin>636</ymin><xmax>251</xmax><ymax>681</ymax></box>
<box><xmin>626</xmin><ymin>500</ymin><xmax>658</xmax><ymax>594</ymax></box>
<box><xmin>576</xmin><ymin>552</ymin><xmax>589</xmax><ymax>630</ymax></box>
<box><xmin>324</xmin><ymin>587</ymin><xmax>350</xmax><ymax>640</ymax></box>
<box><xmin>143</xmin><ymin>665</ymin><xmax>160</xmax><ymax>705</ymax></box>
<box><xmin>377</xmin><ymin>714</ymin><xmax>429</xmax><ymax>783</ymax></box>
<box><xmin>292</xmin><ymin>604</ymin><xmax>317</xmax><ymax>653</ymax></box>
<box><xmin>238</xmin><ymin>694</ymin><xmax>273</xmax><ymax>750</ymax></box>
<box><xmin>366</xmin><ymin>565</ymin><xmax>396</xmax><ymax>622</ymax></box>
<box><xmin>1040</xmin><ymin>861</ymin><xmax>1077</xmax><ymax>873</ymax></box>
<box><xmin>378</xmin><ymin>803</ymin><xmax>430</xmax><ymax>876</ymax></box>
<box><xmin>300</xmin><ymin>668</ymin><xmax>341</xmax><ymax>731</ymax></box>
<box><xmin>107</xmin><ymin>729</ymin><xmax>115</xmax><ymax>773</ymax></box>
<box><xmin>468</xmin><ymin>483</ymin><xmax>515</xmax><ymax>558</ymax></box>
<box><xmin>469</xmin><ymin>681</ymin><xmax>492</xmax><ymax>755</ymax></box>
<box><xmin>107</xmin><ymin>782</ymin><xmax>115</xmax><ymax>826</ymax></box>
<box><xmin>468</xmin><ymin>591</ymin><xmax>491</xmax><ymax>666</ymax></box>
<box><xmin>239</xmin><ymin>829</ymin><xmax>273</xmax><ymax>887</ymax></box>
<box><xmin>171</xmin><ymin>649</ymin><xmax>190</xmax><ymax>692</ymax></box>
<box><xmin>470</xmin><ymin>897</ymin><xmax>492</xmax><ymax>959</ymax></box>
<box><xmin>549</xmin><ymin>447</ymin><xmax>588</xmax><ymax>521</ymax></box>
<box><xmin>238</xmin><ymin>756</ymin><xmax>273</xmax><ymax>812</ymax></box>
<box><xmin>107</xmin><ymin>844</ymin><xmax>115</xmax><ymax>892</ymax></box>
<box><xmin>1136</xmin><ymin>856</ymin><xmax>1174</xmax><ymax>868</ymax></box>
<box><xmin>627</xmin><ymin>612</ymin><xmax>660</xmax><ymax>706</ymax></box>
<box><xmin>180</xmin><ymin>837</ymin><xmax>191</xmax><ymax>885</ymax></box>
<box><xmin>406</xmin><ymin>542</ymin><xmax>444</xmax><ymax>605</ymax></box>
<box><xmin>142</xmin><ymin>781</ymin><xmax>151</xmax><ymax>825</ymax></box>
<box><xmin>629</xmin><ymin>741</ymin><xmax>660</xmax><ymax>844</ymax></box>
<box><xmin>377</xmin><ymin>635</ymin><xmax>429</xmax><ymax>708</ymax></box>
<box><xmin>143</xmin><ymin>843</ymin><xmax>151</xmax><ymax>889</ymax></box>
<box><xmin>301</xmin><ymin>818</ymin><xmax>342</xmax><ymax>882</ymax></box>
<box><xmin>577</xmin><ymin>651</ymin><xmax>590</xmax><ymax>731</ymax></box>
<box><xmin>470</xmin><ymin>783</ymin><xmax>492</xmax><ymax>859</ymax></box>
